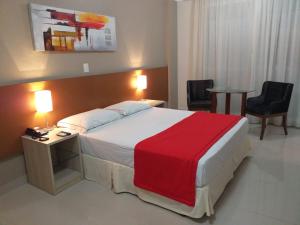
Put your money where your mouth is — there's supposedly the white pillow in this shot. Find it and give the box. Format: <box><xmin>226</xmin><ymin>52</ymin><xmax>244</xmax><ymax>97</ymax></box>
<box><xmin>105</xmin><ymin>101</ymin><xmax>151</xmax><ymax>116</ymax></box>
<box><xmin>57</xmin><ymin>109</ymin><xmax>121</xmax><ymax>133</ymax></box>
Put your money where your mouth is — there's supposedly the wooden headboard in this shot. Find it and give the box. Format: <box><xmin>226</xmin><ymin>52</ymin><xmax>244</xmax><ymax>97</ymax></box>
<box><xmin>0</xmin><ymin>67</ymin><xmax>168</xmax><ymax>160</ymax></box>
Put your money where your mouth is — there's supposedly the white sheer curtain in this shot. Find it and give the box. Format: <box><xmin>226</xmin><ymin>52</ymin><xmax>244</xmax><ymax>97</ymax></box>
<box><xmin>177</xmin><ymin>0</ymin><xmax>300</xmax><ymax>127</ymax></box>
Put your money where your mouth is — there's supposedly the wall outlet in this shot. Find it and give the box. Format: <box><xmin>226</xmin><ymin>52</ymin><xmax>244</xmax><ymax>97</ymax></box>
<box><xmin>83</xmin><ymin>63</ymin><xmax>90</xmax><ymax>73</ymax></box>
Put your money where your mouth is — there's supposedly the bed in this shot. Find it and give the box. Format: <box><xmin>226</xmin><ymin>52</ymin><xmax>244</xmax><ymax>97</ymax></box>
<box><xmin>58</xmin><ymin>103</ymin><xmax>251</xmax><ymax>218</ymax></box>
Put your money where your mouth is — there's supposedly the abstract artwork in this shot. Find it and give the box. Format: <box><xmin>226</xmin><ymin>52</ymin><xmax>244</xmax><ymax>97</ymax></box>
<box><xmin>29</xmin><ymin>3</ymin><xmax>117</xmax><ymax>52</ymax></box>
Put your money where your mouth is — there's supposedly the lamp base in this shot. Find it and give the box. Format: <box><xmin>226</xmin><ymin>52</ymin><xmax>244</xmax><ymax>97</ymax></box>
<box><xmin>43</xmin><ymin>114</ymin><xmax>55</xmax><ymax>132</ymax></box>
<box><xmin>44</xmin><ymin>125</ymin><xmax>55</xmax><ymax>132</ymax></box>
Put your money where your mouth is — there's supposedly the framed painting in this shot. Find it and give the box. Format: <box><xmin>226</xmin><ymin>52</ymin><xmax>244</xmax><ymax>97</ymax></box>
<box><xmin>29</xmin><ymin>3</ymin><xmax>117</xmax><ymax>52</ymax></box>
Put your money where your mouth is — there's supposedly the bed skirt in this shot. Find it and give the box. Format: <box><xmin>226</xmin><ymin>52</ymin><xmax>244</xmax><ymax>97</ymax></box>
<box><xmin>82</xmin><ymin>138</ymin><xmax>251</xmax><ymax>218</ymax></box>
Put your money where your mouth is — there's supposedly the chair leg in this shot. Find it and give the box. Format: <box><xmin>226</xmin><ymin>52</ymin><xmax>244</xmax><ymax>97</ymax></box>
<box><xmin>260</xmin><ymin>118</ymin><xmax>267</xmax><ymax>140</ymax></box>
<box><xmin>282</xmin><ymin>114</ymin><xmax>288</xmax><ymax>135</ymax></box>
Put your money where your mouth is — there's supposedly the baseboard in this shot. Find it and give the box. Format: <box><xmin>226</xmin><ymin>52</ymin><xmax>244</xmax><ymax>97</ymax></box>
<box><xmin>0</xmin><ymin>155</ymin><xmax>27</xmax><ymax>196</ymax></box>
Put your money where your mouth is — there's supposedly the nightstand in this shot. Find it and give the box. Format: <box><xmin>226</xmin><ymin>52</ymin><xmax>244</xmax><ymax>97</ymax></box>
<box><xmin>141</xmin><ymin>99</ymin><xmax>167</xmax><ymax>108</ymax></box>
<box><xmin>22</xmin><ymin>128</ymin><xmax>83</xmax><ymax>195</ymax></box>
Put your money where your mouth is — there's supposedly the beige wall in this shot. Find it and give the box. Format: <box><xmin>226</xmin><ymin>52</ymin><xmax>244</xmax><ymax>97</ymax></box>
<box><xmin>0</xmin><ymin>0</ymin><xmax>167</xmax><ymax>86</ymax></box>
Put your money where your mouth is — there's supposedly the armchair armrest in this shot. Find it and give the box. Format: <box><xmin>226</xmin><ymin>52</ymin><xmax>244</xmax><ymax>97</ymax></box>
<box><xmin>247</xmin><ymin>95</ymin><xmax>265</xmax><ymax>105</ymax></box>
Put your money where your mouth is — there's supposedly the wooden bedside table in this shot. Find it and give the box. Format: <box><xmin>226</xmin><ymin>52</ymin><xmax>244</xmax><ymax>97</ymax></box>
<box><xmin>22</xmin><ymin>128</ymin><xmax>83</xmax><ymax>195</ymax></box>
<box><xmin>141</xmin><ymin>99</ymin><xmax>167</xmax><ymax>108</ymax></box>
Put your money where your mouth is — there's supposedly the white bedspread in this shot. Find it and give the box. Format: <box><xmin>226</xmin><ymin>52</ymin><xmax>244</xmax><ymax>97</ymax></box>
<box><xmin>80</xmin><ymin>107</ymin><xmax>248</xmax><ymax>187</ymax></box>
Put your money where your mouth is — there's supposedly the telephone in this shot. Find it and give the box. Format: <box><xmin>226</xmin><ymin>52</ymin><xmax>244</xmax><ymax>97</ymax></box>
<box><xmin>25</xmin><ymin>128</ymin><xmax>48</xmax><ymax>139</ymax></box>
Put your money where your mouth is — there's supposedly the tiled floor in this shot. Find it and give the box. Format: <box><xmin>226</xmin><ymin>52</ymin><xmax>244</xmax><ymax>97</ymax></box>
<box><xmin>0</xmin><ymin>125</ymin><xmax>299</xmax><ymax>225</ymax></box>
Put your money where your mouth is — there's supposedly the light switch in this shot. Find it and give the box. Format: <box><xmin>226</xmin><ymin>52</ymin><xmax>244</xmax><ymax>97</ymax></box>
<box><xmin>83</xmin><ymin>63</ymin><xmax>90</xmax><ymax>73</ymax></box>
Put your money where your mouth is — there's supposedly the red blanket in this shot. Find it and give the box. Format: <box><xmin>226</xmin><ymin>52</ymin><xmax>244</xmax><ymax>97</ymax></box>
<box><xmin>134</xmin><ymin>112</ymin><xmax>242</xmax><ymax>206</ymax></box>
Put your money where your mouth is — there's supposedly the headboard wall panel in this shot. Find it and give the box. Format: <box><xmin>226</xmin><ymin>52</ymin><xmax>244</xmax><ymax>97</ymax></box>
<box><xmin>0</xmin><ymin>67</ymin><xmax>168</xmax><ymax>160</ymax></box>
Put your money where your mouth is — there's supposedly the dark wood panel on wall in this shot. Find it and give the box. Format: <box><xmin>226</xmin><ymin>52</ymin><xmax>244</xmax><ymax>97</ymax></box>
<box><xmin>0</xmin><ymin>67</ymin><xmax>168</xmax><ymax>160</ymax></box>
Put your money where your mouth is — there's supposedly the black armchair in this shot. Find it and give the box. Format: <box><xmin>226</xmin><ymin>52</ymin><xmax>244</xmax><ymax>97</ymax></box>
<box><xmin>187</xmin><ymin>80</ymin><xmax>214</xmax><ymax>111</ymax></box>
<box><xmin>246</xmin><ymin>81</ymin><xmax>294</xmax><ymax>140</ymax></box>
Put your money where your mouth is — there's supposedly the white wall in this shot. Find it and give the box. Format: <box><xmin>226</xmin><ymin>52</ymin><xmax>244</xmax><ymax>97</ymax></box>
<box><xmin>166</xmin><ymin>0</ymin><xmax>178</xmax><ymax>109</ymax></box>
<box><xmin>177</xmin><ymin>1</ymin><xmax>192</xmax><ymax>110</ymax></box>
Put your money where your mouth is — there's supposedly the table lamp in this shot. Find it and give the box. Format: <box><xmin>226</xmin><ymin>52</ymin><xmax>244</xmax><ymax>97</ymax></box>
<box><xmin>136</xmin><ymin>75</ymin><xmax>147</xmax><ymax>90</ymax></box>
<box><xmin>34</xmin><ymin>90</ymin><xmax>53</xmax><ymax>129</ymax></box>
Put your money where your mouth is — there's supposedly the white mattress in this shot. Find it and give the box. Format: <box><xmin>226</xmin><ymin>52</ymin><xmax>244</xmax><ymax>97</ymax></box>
<box><xmin>80</xmin><ymin>107</ymin><xmax>248</xmax><ymax>187</ymax></box>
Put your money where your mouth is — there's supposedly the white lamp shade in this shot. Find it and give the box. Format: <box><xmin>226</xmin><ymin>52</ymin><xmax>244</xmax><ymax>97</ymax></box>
<box><xmin>35</xmin><ymin>90</ymin><xmax>53</xmax><ymax>113</ymax></box>
<box><xmin>137</xmin><ymin>75</ymin><xmax>147</xmax><ymax>90</ymax></box>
